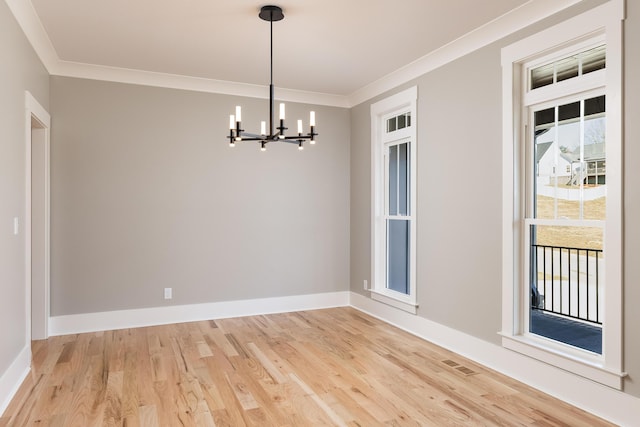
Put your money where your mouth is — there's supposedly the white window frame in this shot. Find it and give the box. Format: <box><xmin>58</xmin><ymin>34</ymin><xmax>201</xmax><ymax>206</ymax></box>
<box><xmin>500</xmin><ymin>1</ymin><xmax>625</xmax><ymax>389</ymax></box>
<box><xmin>371</xmin><ymin>86</ymin><xmax>418</xmax><ymax>314</ymax></box>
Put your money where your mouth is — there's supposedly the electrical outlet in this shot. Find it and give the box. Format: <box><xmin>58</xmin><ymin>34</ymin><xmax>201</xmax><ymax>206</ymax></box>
<box><xmin>164</xmin><ymin>288</ymin><xmax>172</xmax><ymax>299</ymax></box>
<box><xmin>363</xmin><ymin>279</ymin><xmax>368</xmax><ymax>290</ymax></box>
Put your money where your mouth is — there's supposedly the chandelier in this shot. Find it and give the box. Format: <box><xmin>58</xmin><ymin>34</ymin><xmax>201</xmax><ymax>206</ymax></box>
<box><xmin>227</xmin><ymin>5</ymin><xmax>317</xmax><ymax>151</ymax></box>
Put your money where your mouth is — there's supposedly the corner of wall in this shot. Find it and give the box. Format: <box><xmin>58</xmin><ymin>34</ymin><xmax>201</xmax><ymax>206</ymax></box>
<box><xmin>0</xmin><ymin>345</ymin><xmax>31</xmax><ymax>417</ymax></box>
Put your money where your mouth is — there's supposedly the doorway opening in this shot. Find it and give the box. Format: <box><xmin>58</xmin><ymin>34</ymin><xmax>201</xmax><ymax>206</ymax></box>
<box><xmin>26</xmin><ymin>91</ymin><xmax>50</xmax><ymax>341</ymax></box>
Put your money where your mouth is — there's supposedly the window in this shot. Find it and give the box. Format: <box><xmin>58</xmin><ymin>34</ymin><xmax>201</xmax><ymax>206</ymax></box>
<box><xmin>528</xmin><ymin>92</ymin><xmax>605</xmax><ymax>353</ymax></box>
<box><xmin>371</xmin><ymin>87</ymin><xmax>417</xmax><ymax>313</ymax></box>
<box><xmin>501</xmin><ymin>1</ymin><xmax>624</xmax><ymax>389</ymax></box>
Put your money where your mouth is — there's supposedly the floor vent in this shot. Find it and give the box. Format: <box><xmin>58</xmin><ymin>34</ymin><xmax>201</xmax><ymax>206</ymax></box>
<box><xmin>442</xmin><ymin>359</ymin><xmax>478</xmax><ymax>376</ymax></box>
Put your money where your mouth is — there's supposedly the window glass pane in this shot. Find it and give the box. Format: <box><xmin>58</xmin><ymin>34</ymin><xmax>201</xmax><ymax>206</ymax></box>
<box><xmin>533</xmin><ymin>107</ymin><xmax>556</xmax><ymax>220</ymax></box>
<box><xmin>558</xmin><ymin>101</ymin><xmax>580</xmax><ymax>122</ymax></box>
<box><xmin>387</xmin><ymin>219</ymin><xmax>409</xmax><ymax>295</ymax></box>
<box><xmin>407</xmin><ymin>113</ymin><xmax>411</xmax><ymax>127</ymax></box>
<box><xmin>531</xmin><ymin>63</ymin><xmax>554</xmax><ymax>89</ymax></box>
<box><xmin>389</xmin><ymin>145</ymin><xmax>398</xmax><ymax>215</ymax></box>
<box><xmin>387</xmin><ymin>117</ymin><xmax>396</xmax><ymax>133</ymax></box>
<box><xmin>582</xmin><ymin>45</ymin><xmax>606</xmax><ymax>75</ymax></box>
<box><xmin>529</xmin><ymin>224</ymin><xmax>603</xmax><ymax>353</ymax></box>
<box><xmin>532</xmin><ymin>224</ymin><xmax>603</xmax><ymax>251</ymax></box>
<box><xmin>585</xmin><ymin>95</ymin><xmax>605</xmax><ymax>116</ymax></box>
<box><xmin>397</xmin><ymin>114</ymin><xmax>406</xmax><ymax>130</ymax></box>
<box><xmin>534</xmin><ymin>107</ymin><xmax>554</xmax><ymax>129</ymax></box>
<box><xmin>556</xmin><ymin>55</ymin><xmax>579</xmax><ymax>82</ymax></box>
<box><xmin>398</xmin><ymin>142</ymin><xmax>409</xmax><ymax>215</ymax></box>
<box><xmin>583</xmin><ymin>97</ymin><xmax>606</xmax><ymax>214</ymax></box>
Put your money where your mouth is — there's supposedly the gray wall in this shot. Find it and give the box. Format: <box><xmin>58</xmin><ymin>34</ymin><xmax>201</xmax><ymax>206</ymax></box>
<box><xmin>350</xmin><ymin>0</ymin><xmax>640</xmax><ymax>397</ymax></box>
<box><xmin>0</xmin><ymin>1</ymin><xmax>49</xmax><ymax>378</ymax></box>
<box><xmin>49</xmin><ymin>77</ymin><xmax>350</xmax><ymax>315</ymax></box>
<box><xmin>350</xmin><ymin>46</ymin><xmax>503</xmax><ymax>342</ymax></box>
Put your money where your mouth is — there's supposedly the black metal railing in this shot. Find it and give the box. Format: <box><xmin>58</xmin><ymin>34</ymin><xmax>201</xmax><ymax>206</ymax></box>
<box><xmin>530</xmin><ymin>244</ymin><xmax>603</xmax><ymax>325</ymax></box>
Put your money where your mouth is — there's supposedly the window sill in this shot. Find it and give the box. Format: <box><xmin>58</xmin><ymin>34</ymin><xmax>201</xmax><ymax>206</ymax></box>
<box><xmin>370</xmin><ymin>290</ymin><xmax>418</xmax><ymax>314</ymax></box>
<box><xmin>500</xmin><ymin>333</ymin><xmax>626</xmax><ymax>389</ymax></box>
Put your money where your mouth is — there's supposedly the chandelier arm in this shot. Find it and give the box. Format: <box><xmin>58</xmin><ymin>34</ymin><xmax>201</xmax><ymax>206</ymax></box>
<box><xmin>238</xmin><ymin>132</ymin><xmax>265</xmax><ymax>141</ymax></box>
<box><xmin>280</xmin><ymin>135</ymin><xmax>315</xmax><ymax>141</ymax></box>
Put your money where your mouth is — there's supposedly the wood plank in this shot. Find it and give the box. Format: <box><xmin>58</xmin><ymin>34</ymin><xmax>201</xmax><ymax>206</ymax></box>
<box><xmin>246</xmin><ymin>342</ymin><xmax>287</xmax><ymax>384</ymax></box>
<box><xmin>102</xmin><ymin>370</ymin><xmax>123</xmax><ymax>425</ymax></box>
<box><xmin>138</xmin><ymin>404</ymin><xmax>159</xmax><ymax>427</ymax></box>
<box><xmin>289</xmin><ymin>373</ymin><xmax>348</xmax><ymax>427</ymax></box>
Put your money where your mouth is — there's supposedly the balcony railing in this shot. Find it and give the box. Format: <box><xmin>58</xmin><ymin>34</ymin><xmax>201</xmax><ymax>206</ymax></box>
<box><xmin>530</xmin><ymin>244</ymin><xmax>602</xmax><ymax>325</ymax></box>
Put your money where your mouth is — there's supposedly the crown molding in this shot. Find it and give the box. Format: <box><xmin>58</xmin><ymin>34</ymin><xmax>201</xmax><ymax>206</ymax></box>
<box><xmin>346</xmin><ymin>0</ymin><xmax>587</xmax><ymax>107</ymax></box>
<box><xmin>4</xmin><ymin>0</ymin><xmax>58</xmax><ymax>69</ymax></box>
<box><xmin>53</xmin><ymin>60</ymin><xmax>351</xmax><ymax>108</ymax></box>
<box><xmin>8</xmin><ymin>0</ymin><xmax>593</xmax><ymax>109</ymax></box>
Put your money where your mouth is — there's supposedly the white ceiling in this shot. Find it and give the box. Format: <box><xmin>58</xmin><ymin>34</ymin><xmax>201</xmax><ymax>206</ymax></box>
<box><xmin>28</xmin><ymin>0</ymin><xmax>531</xmax><ymax>98</ymax></box>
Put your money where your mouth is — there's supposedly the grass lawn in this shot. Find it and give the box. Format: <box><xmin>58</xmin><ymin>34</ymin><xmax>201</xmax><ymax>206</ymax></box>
<box><xmin>535</xmin><ymin>194</ymin><xmax>605</xmax><ymax>250</ymax></box>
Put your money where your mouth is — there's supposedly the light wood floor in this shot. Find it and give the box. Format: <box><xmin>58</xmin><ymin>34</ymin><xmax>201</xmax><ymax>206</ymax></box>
<box><xmin>1</xmin><ymin>307</ymin><xmax>613</xmax><ymax>426</ymax></box>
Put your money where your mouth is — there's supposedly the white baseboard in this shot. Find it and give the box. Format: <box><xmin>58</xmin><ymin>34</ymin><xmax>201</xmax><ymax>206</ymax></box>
<box><xmin>0</xmin><ymin>345</ymin><xmax>30</xmax><ymax>417</ymax></box>
<box><xmin>349</xmin><ymin>292</ymin><xmax>640</xmax><ymax>427</ymax></box>
<box><xmin>49</xmin><ymin>291</ymin><xmax>350</xmax><ymax>336</ymax></box>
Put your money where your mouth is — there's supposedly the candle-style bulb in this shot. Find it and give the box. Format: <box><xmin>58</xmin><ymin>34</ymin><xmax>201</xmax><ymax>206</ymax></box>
<box><xmin>235</xmin><ymin>106</ymin><xmax>242</xmax><ymax>122</ymax></box>
<box><xmin>229</xmin><ymin>115</ymin><xmax>235</xmax><ymax>130</ymax></box>
<box><xmin>297</xmin><ymin>119</ymin><xmax>303</xmax><ymax>134</ymax></box>
<box><xmin>279</xmin><ymin>103</ymin><xmax>285</xmax><ymax>120</ymax></box>
<box><xmin>261</xmin><ymin>121</ymin><xmax>266</xmax><ymax>135</ymax></box>
<box><xmin>309</xmin><ymin>111</ymin><xmax>316</xmax><ymax>127</ymax></box>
